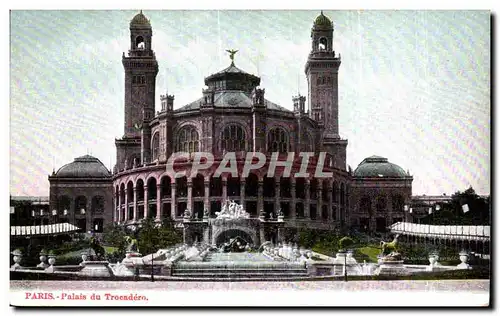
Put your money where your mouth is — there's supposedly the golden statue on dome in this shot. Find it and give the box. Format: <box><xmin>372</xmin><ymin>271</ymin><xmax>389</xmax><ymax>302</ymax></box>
<box><xmin>226</xmin><ymin>49</ymin><xmax>238</xmax><ymax>65</ymax></box>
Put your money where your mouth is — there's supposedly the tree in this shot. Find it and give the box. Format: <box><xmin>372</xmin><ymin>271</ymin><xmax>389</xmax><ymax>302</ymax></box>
<box><xmin>102</xmin><ymin>224</ymin><xmax>128</xmax><ymax>257</ymax></box>
<box><xmin>423</xmin><ymin>187</ymin><xmax>490</xmax><ymax>225</ymax></box>
<box><xmin>136</xmin><ymin>218</ymin><xmax>183</xmax><ymax>255</ymax></box>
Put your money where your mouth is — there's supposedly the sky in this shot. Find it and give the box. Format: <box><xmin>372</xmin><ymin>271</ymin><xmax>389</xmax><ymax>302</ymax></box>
<box><xmin>9</xmin><ymin>9</ymin><xmax>490</xmax><ymax>197</ymax></box>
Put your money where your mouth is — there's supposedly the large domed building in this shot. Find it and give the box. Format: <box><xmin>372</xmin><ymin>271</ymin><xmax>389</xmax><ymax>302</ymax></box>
<box><xmin>49</xmin><ymin>11</ymin><xmax>413</xmax><ymax>237</ymax></box>
<box><xmin>48</xmin><ymin>155</ymin><xmax>113</xmax><ymax>232</ymax></box>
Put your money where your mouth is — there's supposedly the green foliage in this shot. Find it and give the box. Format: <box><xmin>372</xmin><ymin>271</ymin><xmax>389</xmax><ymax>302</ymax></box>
<box><xmin>422</xmin><ymin>187</ymin><xmax>490</xmax><ymax>225</ymax></box>
<box><xmin>137</xmin><ymin>218</ymin><xmax>183</xmax><ymax>255</ymax></box>
<box><xmin>355</xmin><ymin>246</ymin><xmax>380</xmax><ymax>263</ymax></box>
<box><xmin>102</xmin><ymin>224</ymin><xmax>128</xmax><ymax>258</ymax></box>
<box><xmin>338</xmin><ymin>236</ymin><xmax>355</xmax><ymax>251</ymax></box>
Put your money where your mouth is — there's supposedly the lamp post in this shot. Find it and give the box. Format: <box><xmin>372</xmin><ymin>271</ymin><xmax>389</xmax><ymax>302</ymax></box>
<box><xmin>344</xmin><ymin>252</ymin><xmax>347</xmax><ymax>282</ymax></box>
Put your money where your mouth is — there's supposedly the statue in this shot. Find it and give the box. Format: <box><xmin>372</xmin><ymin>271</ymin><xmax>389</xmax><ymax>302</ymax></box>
<box><xmin>215</xmin><ymin>200</ymin><xmax>250</xmax><ymax>219</ymax></box>
<box><xmin>226</xmin><ymin>49</ymin><xmax>238</xmax><ymax>65</ymax></box>
<box><xmin>277</xmin><ymin>209</ymin><xmax>284</xmax><ymax>217</ymax></box>
<box><xmin>380</xmin><ymin>234</ymin><xmax>400</xmax><ymax>257</ymax></box>
<box><xmin>183</xmin><ymin>209</ymin><xmax>192</xmax><ymax>218</ymax></box>
<box><xmin>89</xmin><ymin>236</ymin><xmax>105</xmax><ymax>260</ymax></box>
<box><xmin>125</xmin><ymin>236</ymin><xmax>139</xmax><ymax>253</ymax></box>
<box><xmin>203</xmin><ymin>208</ymin><xmax>209</xmax><ymax>218</ymax></box>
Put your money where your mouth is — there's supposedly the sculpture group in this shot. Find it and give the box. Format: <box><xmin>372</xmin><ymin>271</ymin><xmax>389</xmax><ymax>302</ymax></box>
<box><xmin>215</xmin><ymin>200</ymin><xmax>250</xmax><ymax>219</ymax></box>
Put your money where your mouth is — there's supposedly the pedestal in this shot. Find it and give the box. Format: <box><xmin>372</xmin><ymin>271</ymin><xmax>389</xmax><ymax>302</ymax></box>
<box><xmin>374</xmin><ymin>260</ymin><xmax>409</xmax><ymax>276</ymax></box>
<box><xmin>78</xmin><ymin>261</ymin><xmax>114</xmax><ymax>277</ymax></box>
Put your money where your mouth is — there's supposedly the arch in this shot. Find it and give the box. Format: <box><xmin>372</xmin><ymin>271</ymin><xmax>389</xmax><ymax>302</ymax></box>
<box><xmin>318</xmin><ymin>37</ymin><xmax>328</xmax><ymax>50</ymax></box>
<box><xmin>263</xmin><ymin>176</ymin><xmax>275</xmax><ymax>198</ymax></box>
<box><xmin>322</xmin><ymin>180</ymin><xmax>329</xmax><ymax>202</ymax></box>
<box><xmin>91</xmin><ymin>195</ymin><xmax>105</xmax><ymax>215</ymax></box>
<box><xmin>376</xmin><ymin>195</ymin><xmax>387</xmax><ymax>212</ymax></box>
<box><xmin>220</xmin><ymin>124</ymin><xmax>247</xmax><ymax>152</ymax></box>
<box><xmin>214</xmin><ymin>228</ymin><xmax>256</xmax><ymax>246</ymax></box>
<box><xmin>176</xmin><ymin>176</ymin><xmax>188</xmax><ymax>198</ymax></box>
<box><xmin>280</xmin><ymin>178</ymin><xmax>291</xmax><ymax>198</ymax></box>
<box><xmin>322</xmin><ymin>205</ymin><xmax>328</xmax><ymax>220</ymax></box>
<box><xmin>226</xmin><ymin>174</ymin><xmax>240</xmax><ymax>197</ymax></box>
<box><xmin>245</xmin><ymin>173</ymin><xmax>258</xmax><ymax>197</ymax></box>
<box><xmin>301</xmin><ymin>130</ymin><xmax>314</xmax><ymax>152</ymax></box>
<box><xmin>127</xmin><ymin>153</ymin><xmax>141</xmax><ymax>169</ymax></box>
<box><xmin>296</xmin><ymin>178</ymin><xmax>306</xmax><ymax>199</ymax></box>
<box><xmin>392</xmin><ymin>194</ymin><xmax>405</xmax><ymax>212</ymax></box>
<box><xmin>160</xmin><ymin>175</ymin><xmax>171</xmax><ymax>198</ymax></box>
<box><xmin>75</xmin><ymin>196</ymin><xmax>87</xmax><ymax>214</ymax></box>
<box><xmin>359</xmin><ymin>196</ymin><xmax>372</xmax><ymax>216</ymax></box>
<box><xmin>127</xmin><ymin>181</ymin><xmax>134</xmax><ymax>202</ymax></box>
<box><xmin>340</xmin><ymin>183</ymin><xmax>345</xmax><ymax>206</ymax></box>
<box><xmin>296</xmin><ymin>202</ymin><xmax>304</xmax><ymax>218</ymax></box>
<box><xmin>119</xmin><ymin>183</ymin><xmax>126</xmax><ymax>205</ymax></box>
<box><xmin>192</xmin><ymin>174</ymin><xmax>205</xmax><ymax>197</ymax></box>
<box><xmin>135</xmin><ymin>36</ymin><xmax>145</xmax><ymax>49</ymax></box>
<box><xmin>58</xmin><ymin>195</ymin><xmax>71</xmax><ymax>214</ymax></box>
<box><xmin>136</xmin><ymin>179</ymin><xmax>145</xmax><ymax>201</ymax></box>
<box><xmin>151</xmin><ymin>132</ymin><xmax>160</xmax><ymax>161</ymax></box>
<box><xmin>175</xmin><ymin>125</ymin><xmax>200</xmax><ymax>153</ymax></box>
<box><xmin>210</xmin><ymin>176</ymin><xmax>223</xmax><ymax>196</ymax></box>
<box><xmin>147</xmin><ymin>177</ymin><xmax>157</xmax><ymax>201</ymax></box>
<box><xmin>310</xmin><ymin>179</ymin><xmax>318</xmax><ymax>199</ymax></box>
<box><xmin>267</xmin><ymin>127</ymin><xmax>289</xmax><ymax>153</ymax></box>
<box><xmin>332</xmin><ymin>181</ymin><xmax>338</xmax><ymax>203</ymax></box>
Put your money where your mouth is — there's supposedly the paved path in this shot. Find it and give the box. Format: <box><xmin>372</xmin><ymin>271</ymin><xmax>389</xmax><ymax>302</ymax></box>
<box><xmin>11</xmin><ymin>279</ymin><xmax>489</xmax><ymax>292</ymax></box>
<box><xmin>11</xmin><ymin>280</ymin><xmax>490</xmax><ymax>307</ymax></box>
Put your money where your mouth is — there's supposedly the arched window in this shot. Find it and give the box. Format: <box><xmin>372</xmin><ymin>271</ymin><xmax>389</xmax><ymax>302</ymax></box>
<box><xmin>318</xmin><ymin>37</ymin><xmax>327</xmax><ymax>50</ymax></box>
<box><xmin>360</xmin><ymin>196</ymin><xmax>372</xmax><ymax>215</ymax></box>
<box><xmin>175</xmin><ymin>126</ymin><xmax>200</xmax><ymax>153</ymax></box>
<box><xmin>301</xmin><ymin>131</ymin><xmax>314</xmax><ymax>152</ymax></box>
<box><xmin>91</xmin><ymin>196</ymin><xmax>105</xmax><ymax>215</ymax></box>
<box><xmin>392</xmin><ymin>194</ymin><xmax>405</xmax><ymax>213</ymax></box>
<box><xmin>376</xmin><ymin>196</ymin><xmax>387</xmax><ymax>212</ymax></box>
<box><xmin>151</xmin><ymin>132</ymin><xmax>160</xmax><ymax>161</ymax></box>
<box><xmin>136</xmin><ymin>36</ymin><xmax>145</xmax><ymax>50</ymax></box>
<box><xmin>267</xmin><ymin>127</ymin><xmax>289</xmax><ymax>153</ymax></box>
<box><xmin>221</xmin><ymin>124</ymin><xmax>246</xmax><ymax>152</ymax></box>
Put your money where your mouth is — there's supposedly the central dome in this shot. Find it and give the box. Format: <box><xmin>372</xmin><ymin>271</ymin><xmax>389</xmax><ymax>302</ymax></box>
<box><xmin>353</xmin><ymin>155</ymin><xmax>408</xmax><ymax>178</ymax></box>
<box><xmin>54</xmin><ymin>155</ymin><xmax>111</xmax><ymax>178</ymax></box>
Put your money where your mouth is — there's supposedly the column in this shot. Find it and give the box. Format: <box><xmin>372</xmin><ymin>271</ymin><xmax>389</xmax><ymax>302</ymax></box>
<box><xmin>275</xmin><ymin>179</ymin><xmax>280</xmax><ymax>214</ymax></box>
<box><xmin>327</xmin><ymin>182</ymin><xmax>333</xmax><ymax>221</ymax></box>
<box><xmin>144</xmin><ymin>186</ymin><xmax>148</xmax><ymax>219</ymax></box>
<box><xmin>117</xmin><ymin>191</ymin><xmax>122</xmax><ymax>223</ymax></box>
<box><xmin>171</xmin><ymin>183</ymin><xmax>177</xmax><ymax>219</ymax></box>
<box><xmin>290</xmin><ymin>178</ymin><xmax>296</xmax><ymax>219</ymax></box>
<box><xmin>133</xmin><ymin>187</ymin><xmax>138</xmax><ymax>222</ymax></box>
<box><xmin>187</xmin><ymin>180</ymin><xmax>193</xmax><ymax>216</ymax></box>
<box><xmin>86</xmin><ymin>198</ymin><xmax>92</xmax><ymax>232</ymax></box>
<box><xmin>124</xmin><ymin>189</ymin><xmax>128</xmax><ymax>221</ymax></box>
<box><xmin>240</xmin><ymin>180</ymin><xmax>246</xmax><ymax>203</ymax></box>
<box><xmin>317</xmin><ymin>180</ymin><xmax>323</xmax><ymax>220</ymax></box>
<box><xmin>257</xmin><ymin>180</ymin><xmax>264</xmax><ymax>213</ymax></box>
<box><xmin>156</xmin><ymin>184</ymin><xmax>162</xmax><ymax>221</ymax></box>
<box><xmin>222</xmin><ymin>178</ymin><xmax>228</xmax><ymax>201</ymax></box>
<box><xmin>305</xmin><ymin>180</ymin><xmax>310</xmax><ymax>219</ymax></box>
<box><xmin>204</xmin><ymin>179</ymin><xmax>210</xmax><ymax>213</ymax></box>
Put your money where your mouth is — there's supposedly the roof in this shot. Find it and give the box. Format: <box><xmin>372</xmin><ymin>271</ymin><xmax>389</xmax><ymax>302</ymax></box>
<box><xmin>390</xmin><ymin>222</ymin><xmax>490</xmax><ymax>241</ymax></box>
<box><xmin>353</xmin><ymin>155</ymin><xmax>408</xmax><ymax>178</ymax></box>
<box><xmin>11</xmin><ymin>223</ymin><xmax>80</xmax><ymax>237</ymax></box>
<box><xmin>130</xmin><ymin>10</ymin><xmax>151</xmax><ymax>28</ymax></box>
<box><xmin>204</xmin><ymin>63</ymin><xmax>260</xmax><ymax>81</ymax></box>
<box><xmin>175</xmin><ymin>93</ymin><xmax>292</xmax><ymax>113</ymax></box>
<box><xmin>54</xmin><ymin>155</ymin><xmax>111</xmax><ymax>178</ymax></box>
<box><xmin>313</xmin><ymin>11</ymin><xmax>333</xmax><ymax>29</ymax></box>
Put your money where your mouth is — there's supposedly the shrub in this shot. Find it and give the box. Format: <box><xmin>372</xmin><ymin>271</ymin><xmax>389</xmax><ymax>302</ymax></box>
<box><xmin>338</xmin><ymin>236</ymin><xmax>354</xmax><ymax>251</ymax></box>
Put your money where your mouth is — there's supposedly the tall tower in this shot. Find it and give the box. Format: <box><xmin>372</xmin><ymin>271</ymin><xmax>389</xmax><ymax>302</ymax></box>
<box><xmin>305</xmin><ymin>11</ymin><xmax>347</xmax><ymax>170</ymax></box>
<box><xmin>122</xmin><ymin>11</ymin><xmax>159</xmax><ymax>138</ymax></box>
